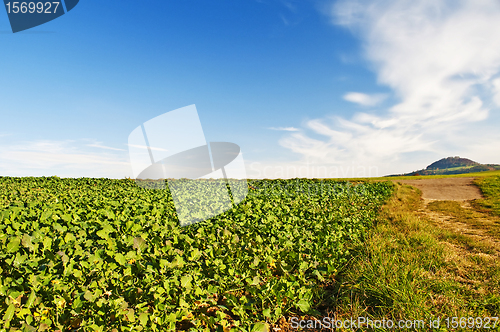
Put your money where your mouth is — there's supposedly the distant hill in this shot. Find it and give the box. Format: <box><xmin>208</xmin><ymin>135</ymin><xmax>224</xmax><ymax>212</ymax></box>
<box><xmin>387</xmin><ymin>156</ymin><xmax>500</xmax><ymax>177</ymax></box>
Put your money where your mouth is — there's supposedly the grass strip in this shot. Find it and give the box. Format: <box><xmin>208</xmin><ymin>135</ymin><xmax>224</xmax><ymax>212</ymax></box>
<box><xmin>474</xmin><ymin>175</ymin><xmax>500</xmax><ymax>217</ymax></box>
<box><xmin>283</xmin><ymin>181</ymin><xmax>500</xmax><ymax>331</ymax></box>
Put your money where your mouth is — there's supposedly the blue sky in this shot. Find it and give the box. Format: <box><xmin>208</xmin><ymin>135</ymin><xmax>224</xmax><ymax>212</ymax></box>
<box><xmin>1</xmin><ymin>0</ymin><xmax>500</xmax><ymax>179</ymax></box>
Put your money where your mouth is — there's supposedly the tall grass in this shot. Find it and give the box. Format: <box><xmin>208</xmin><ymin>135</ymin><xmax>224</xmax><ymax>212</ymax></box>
<box><xmin>474</xmin><ymin>175</ymin><xmax>500</xmax><ymax>216</ymax></box>
<box><xmin>324</xmin><ymin>182</ymin><xmax>500</xmax><ymax>330</ymax></box>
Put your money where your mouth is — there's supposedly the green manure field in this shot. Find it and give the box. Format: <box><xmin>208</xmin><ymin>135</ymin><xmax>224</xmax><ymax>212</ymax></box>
<box><xmin>0</xmin><ymin>177</ymin><xmax>393</xmax><ymax>331</ymax></box>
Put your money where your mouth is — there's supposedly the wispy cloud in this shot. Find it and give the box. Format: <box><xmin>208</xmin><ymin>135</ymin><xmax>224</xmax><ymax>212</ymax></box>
<box><xmin>127</xmin><ymin>144</ymin><xmax>168</xmax><ymax>152</ymax></box>
<box><xmin>87</xmin><ymin>142</ymin><xmax>126</xmax><ymax>151</ymax></box>
<box><xmin>278</xmin><ymin>0</ymin><xmax>500</xmax><ymax>175</ymax></box>
<box><xmin>492</xmin><ymin>78</ymin><xmax>500</xmax><ymax>106</ymax></box>
<box><xmin>343</xmin><ymin>92</ymin><xmax>387</xmax><ymax>106</ymax></box>
<box><xmin>281</xmin><ymin>0</ymin><xmax>298</xmax><ymax>12</ymax></box>
<box><xmin>277</xmin><ymin>0</ymin><xmax>303</xmax><ymax>27</ymax></box>
<box><xmin>279</xmin><ymin>14</ymin><xmax>290</xmax><ymax>26</ymax></box>
<box><xmin>0</xmin><ymin>140</ymin><xmax>131</xmax><ymax>178</ymax></box>
<box><xmin>268</xmin><ymin>126</ymin><xmax>300</xmax><ymax>132</ymax></box>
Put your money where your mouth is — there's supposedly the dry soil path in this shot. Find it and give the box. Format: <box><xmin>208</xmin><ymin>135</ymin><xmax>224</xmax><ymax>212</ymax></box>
<box><xmin>396</xmin><ymin>177</ymin><xmax>484</xmax><ymax>201</ymax></box>
<box><xmin>395</xmin><ymin>177</ymin><xmax>500</xmax><ymax>257</ymax></box>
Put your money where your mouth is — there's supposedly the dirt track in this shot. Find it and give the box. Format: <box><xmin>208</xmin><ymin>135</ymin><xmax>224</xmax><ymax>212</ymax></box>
<box><xmin>395</xmin><ymin>177</ymin><xmax>500</xmax><ymax>258</ymax></box>
<box><xmin>396</xmin><ymin>177</ymin><xmax>484</xmax><ymax>201</ymax></box>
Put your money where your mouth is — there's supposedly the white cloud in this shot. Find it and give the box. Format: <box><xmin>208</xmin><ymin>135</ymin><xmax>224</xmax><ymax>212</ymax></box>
<box><xmin>492</xmin><ymin>78</ymin><xmax>500</xmax><ymax>106</ymax></box>
<box><xmin>268</xmin><ymin>126</ymin><xmax>300</xmax><ymax>132</ymax></box>
<box><xmin>87</xmin><ymin>142</ymin><xmax>126</xmax><ymax>151</ymax></box>
<box><xmin>245</xmin><ymin>158</ymin><xmax>382</xmax><ymax>179</ymax></box>
<box><xmin>343</xmin><ymin>92</ymin><xmax>387</xmax><ymax>106</ymax></box>
<box><xmin>277</xmin><ymin>0</ymin><xmax>500</xmax><ymax>176</ymax></box>
<box><xmin>127</xmin><ymin>144</ymin><xmax>168</xmax><ymax>152</ymax></box>
<box><xmin>0</xmin><ymin>140</ymin><xmax>132</xmax><ymax>178</ymax></box>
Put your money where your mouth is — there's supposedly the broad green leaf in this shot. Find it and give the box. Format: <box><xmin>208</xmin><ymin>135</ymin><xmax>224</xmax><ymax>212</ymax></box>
<box><xmin>57</xmin><ymin>251</ymin><xmax>69</xmax><ymax>264</ymax></box>
<box><xmin>14</xmin><ymin>253</ymin><xmax>27</xmax><ymax>266</ymax></box>
<box><xmin>84</xmin><ymin>290</ymin><xmax>95</xmax><ymax>302</ymax></box>
<box><xmin>133</xmin><ymin>237</ymin><xmax>147</xmax><ymax>252</ymax></box>
<box><xmin>139</xmin><ymin>312</ymin><xmax>149</xmax><ymax>326</ymax></box>
<box><xmin>190</xmin><ymin>248</ymin><xmax>200</xmax><ymax>260</ymax></box>
<box><xmin>251</xmin><ymin>322</ymin><xmax>269</xmax><ymax>332</ymax></box>
<box><xmin>53</xmin><ymin>222</ymin><xmax>65</xmax><ymax>233</ymax></box>
<box><xmin>43</xmin><ymin>237</ymin><xmax>52</xmax><ymax>250</ymax></box>
<box><xmin>126</xmin><ymin>309</ymin><xmax>135</xmax><ymax>322</ymax></box>
<box><xmin>2</xmin><ymin>304</ymin><xmax>15</xmax><ymax>322</ymax></box>
<box><xmin>96</xmin><ymin>229</ymin><xmax>109</xmax><ymax>240</ymax></box>
<box><xmin>159</xmin><ymin>259</ymin><xmax>169</xmax><ymax>268</ymax></box>
<box><xmin>295</xmin><ymin>300</ymin><xmax>310</xmax><ymax>312</ymax></box>
<box><xmin>251</xmin><ymin>276</ymin><xmax>260</xmax><ymax>286</ymax></box>
<box><xmin>22</xmin><ymin>234</ymin><xmax>35</xmax><ymax>251</ymax></box>
<box><xmin>64</xmin><ymin>232</ymin><xmax>76</xmax><ymax>243</ymax></box>
<box><xmin>22</xmin><ymin>323</ymin><xmax>36</xmax><ymax>332</ymax></box>
<box><xmin>40</xmin><ymin>210</ymin><xmax>52</xmax><ymax>221</ymax></box>
<box><xmin>0</xmin><ymin>210</ymin><xmax>9</xmax><ymax>221</ymax></box>
<box><xmin>26</xmin><ymin>290</ymin><xmax>36</xmax><ymax>308</ymax></box>
<box><xmin>114</xmin><ymin>253</ymin><xmax>126</xmax><ymax>265</ymax></box>
<box><xmin>104</xmin><ymin>209</ymin><xmax>115</xmax><ymax>220</ymax></box>
<box><xmin>299</xmin><ymin>261</ymin><xmax>308</xmax><ymax>271</ymax></box>
<box><xmin>7</xmin><ymin>237</ymin><xmax>20</xmax><ymax>253</ymax></box>
<box><xmin>180</xmin><ymin>275</ymin><xmax>192</xmax><ymax>289</ymax></box>
<box><xmin>73</xmin><ymin>294</ymin><xmax>83</xmax><ymax>310</ymax></box>
<box><xmin>61</xmin><ymin>213</ymin><xmax>72</xmax><ymax>222</ymax></box>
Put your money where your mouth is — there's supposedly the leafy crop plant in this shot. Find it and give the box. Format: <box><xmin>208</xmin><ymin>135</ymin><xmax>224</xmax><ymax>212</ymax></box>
<box><xmin>0</xmin><ymin>177</ymin><xmax>392</xmax><ymax>331</ymax></box>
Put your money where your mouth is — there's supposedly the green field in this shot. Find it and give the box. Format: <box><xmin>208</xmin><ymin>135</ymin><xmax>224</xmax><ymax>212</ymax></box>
<box><xmin>381</xmin><ymin>169</ymin><xmax>500</xmax><ymax>180</ymax></box>
<box><xmin>474</xmin><ymin>175</ymin><xmax>500</xmax><ymax>217</ymax></box>
<box><xmin>0</xmin><ymin>177</ymin><xmax>393</xmax><ymax>331</ymax></box>
<box><xmin>304</xmin><ymin>169</ymin><xmax>500</xmax><ymax>184</ymax></box>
